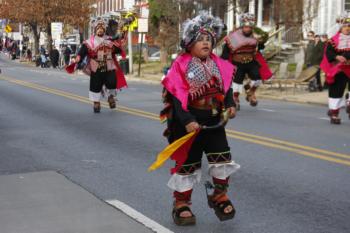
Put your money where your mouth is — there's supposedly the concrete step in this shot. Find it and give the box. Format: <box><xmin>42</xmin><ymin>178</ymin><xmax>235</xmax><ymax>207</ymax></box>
<box><xmin>291</xmin><ymin>42</ymin><xmax>303</xmax><ymax>47</ymax></box>
<box><xmin>280</xmin><ymin>51</ymin><xmax>295</xmax><ymax>56</ymax></box>
<box><xmin>268</xmin><ymin>60</ymin><xmax>282</xmax><ymax>65</ymax></box>
<box><xmin>274</xmin><ymin>56</ymin><xmax>288</xmax><ymax>61</ymax></box>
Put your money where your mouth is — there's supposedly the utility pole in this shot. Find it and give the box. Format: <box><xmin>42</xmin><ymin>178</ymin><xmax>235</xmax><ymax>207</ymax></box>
<box><xmin>128</xmin><ymin>30</ymin><xmax>133</xmax><ymax>74</ymax></box>
<box><xmin>19</xmin><ymin>23</ymin><xmax>23</xmax><ymax>60</ymax></box>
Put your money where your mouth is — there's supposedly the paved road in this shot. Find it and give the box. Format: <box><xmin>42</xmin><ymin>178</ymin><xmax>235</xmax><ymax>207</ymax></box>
<box><xmin>0</xmin><ymin>55</ymin><xmax>349</xmax><ymax>233</ymax></box>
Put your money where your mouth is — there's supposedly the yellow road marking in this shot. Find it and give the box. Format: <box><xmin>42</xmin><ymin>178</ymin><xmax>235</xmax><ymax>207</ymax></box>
<box><xmin>226</xmin><ymin>129</ymin><xmax>350</xmax><ymax>160</ymax></box>
<box><xmin>1</xmin><ymin>76</ymin><xmax>349</xmax><ymax>167</ymax></box>
<box><xmin>226</xmin><ymin>133</ymin><xmax>350</xmax><ymax>166</ymax></box>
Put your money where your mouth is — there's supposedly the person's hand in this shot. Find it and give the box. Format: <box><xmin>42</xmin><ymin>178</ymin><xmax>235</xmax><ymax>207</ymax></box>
<box><xmin>336</xmin><ymin>55</ymin><xmax>347</xmax><ymax>63</ymax></box>
<box><xmin>185</xmin><ymin>122</ymin><xmax>200</xmax><ymax>133</ymax></box>
<box><xmin>227</xmin><ymin>107</ymin><xmax>236</xmax><ymax>119</ymax></box>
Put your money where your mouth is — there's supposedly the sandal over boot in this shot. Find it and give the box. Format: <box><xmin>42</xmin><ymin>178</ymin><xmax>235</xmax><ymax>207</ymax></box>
<box><xmin>93</xmin><ymin>102</ymin><xmax>101</xmax><ymax>113</ymax></box>
<box><xmin>172</xmin><ymin>201</ymin><xmax>196</xmax><ymax>226</ymax></box>
<box><xmin>205</xmin><ymin>181</ymin><xmax>236</xmax><ymax>221</ymax></box>
<box><xmin>108</xmin><ymin>95</ymin><xmax>116</xmax><ymax>109</ymax></box>
<box><xmin>328</xmin><ymin>109</ymin><xmax>341</xmax><ymax>124</ymax></box>
<box><xmin>245</xmin><ymin>86</ymin><xmax>258</xmax><ymax>107</ymax></box>
<box><xmin>172</xmin><ymin>190</ymin><xmax>196</xmax><ymax>226</ymax></box>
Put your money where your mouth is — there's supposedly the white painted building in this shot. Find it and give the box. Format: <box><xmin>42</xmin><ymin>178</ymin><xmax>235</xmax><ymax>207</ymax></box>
<box><xmin>227</xmin><ymin>0</ymin><xmax>274</xmax><ymax>32</ymax></box>
<box><xmin>95</xmin><ymin>0</ymin><xmax>136</xmax><ymax>16</ymax></box>
<box><xmin>307</xmin><ymin>0</ymin><xmax>350</xmax><ymax>36</ymax></box>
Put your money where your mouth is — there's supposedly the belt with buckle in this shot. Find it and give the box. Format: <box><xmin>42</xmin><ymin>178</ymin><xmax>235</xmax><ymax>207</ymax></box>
<box><xmin>232</xmin><ymin>54</ymin><xmax>254</xmax><ymax>64</ymax></box>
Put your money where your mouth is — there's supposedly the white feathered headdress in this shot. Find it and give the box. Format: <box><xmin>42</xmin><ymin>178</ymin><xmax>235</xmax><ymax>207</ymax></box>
<box><xmin>91</xmin><ymin>17</ymin><xmax>109</xmax><ymax>34</ymax></box>
<box><xmin>336</xmin><ymin>12</ymin><xmax>350</xmax><ymax>26</ymax></box>
<box><xmin>239</xmin><ymin>13</ymin><xmax>256</xmax><ymax>27</ymax></box>
<box><xmin>181</xmin><ymin>11</ymin><xmax>225</xmax><ymax>49</ymax></box>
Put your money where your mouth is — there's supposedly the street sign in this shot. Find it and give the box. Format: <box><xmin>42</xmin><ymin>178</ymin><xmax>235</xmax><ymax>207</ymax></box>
<box><xmin>124</xmin><ymin>12</ymin><xmax>138</xmax><ymax>32</ymax></box>
<box><xmin>51</xmin><ymin>22</ymin><xmax>63</xmax><ymax>40</ymax></box>
<box><xmin>12</xmin><ymin>32</ymin><xmax>22</xmax><ymax>40</ymax></box>
<box><xmin>138</xmin><ymin>18</ymin><xmax>148</xmax><ymax>33</ymax></box>
<box><xmin>5</xmin><ymin>24</ymin><xmax>12</xmax><ymax>33</ymax></box>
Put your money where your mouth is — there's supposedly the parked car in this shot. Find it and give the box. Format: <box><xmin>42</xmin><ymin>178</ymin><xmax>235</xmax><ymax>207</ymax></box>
<box><xmin>148</xmin><ymin>51</ymin><xmax>160</xmax><ymax>62</ymax></box>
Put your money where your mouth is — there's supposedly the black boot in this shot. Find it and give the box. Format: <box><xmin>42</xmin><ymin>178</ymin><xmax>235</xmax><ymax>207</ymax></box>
<box><xmin>93</xmin><ymin>102</ymin><xmax>101</xmax><ymax>113</ymax></box>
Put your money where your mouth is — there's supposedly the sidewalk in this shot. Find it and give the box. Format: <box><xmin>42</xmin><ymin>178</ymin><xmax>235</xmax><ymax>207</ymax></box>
<box><xmin>0</xmin><ymin>171</ymin><xmax>154</xmax><ymax>233</ymax></box>
<box><xmin>257</xmin><ymin>87</ymin><xmax>328</xmax><ymax>106</ymax></box>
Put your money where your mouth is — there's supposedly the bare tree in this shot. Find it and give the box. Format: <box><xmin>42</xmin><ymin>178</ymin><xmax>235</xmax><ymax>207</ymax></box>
<box><xmin>0</xmin><ymin>0</ymin><xmax>95</xmax><ymax>54</ymax></box>
<box><xmin>303</xmin><ymin>0</ymin><xmax>321</xmax><ymax>33</ymax></box>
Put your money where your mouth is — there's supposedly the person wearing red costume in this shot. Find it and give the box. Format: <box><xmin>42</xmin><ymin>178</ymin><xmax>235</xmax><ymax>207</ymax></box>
<box><xmin>75</xmin><ymin>18</ymin><xmax>127</xmax><ymax>113</ymax></box>
<box><xmin>221</xmin><ymin>13</ymin><xmax>272</xmax><ymax>110</ymax></box>
<box><xmin>321</xmin><ymin>13</ymin><xmax>350</xmax><ymax>124</ymax></box>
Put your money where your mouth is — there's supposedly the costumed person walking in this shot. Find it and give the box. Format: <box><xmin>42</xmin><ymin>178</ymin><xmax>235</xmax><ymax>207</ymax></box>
<box><xmin>321</xmin><ymin>13</ymin><xmax>350</xmax><ymax>124</ymax></box>
<box><xmin>221</xmin><ymin>13</ymin><xmax>272</xmax><ymax>110</ymax></box>
<box><xmin>149</xmin><ymin>12</ymin><xmax>240</xmax><ymax>226</ymax></box>
<box><xmin>70</xmin><ymin>17</ymin><xmax>128</xmax><ymax>113</ymax></box>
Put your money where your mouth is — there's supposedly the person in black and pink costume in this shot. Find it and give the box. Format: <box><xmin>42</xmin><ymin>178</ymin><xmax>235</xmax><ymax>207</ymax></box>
<box><xmin>73</xmin><ymin>17</ymin><xmax>127</xmax><ymax>113</ymax></box>
<box><xmin>161</xmin><ymin>12</ymin><xmax>240</xmax><ymax>226</ymax></box>
<box><xmin>321</xmin><ymin>13</ymin><xmax>350</xmax><ymax>124</ymax></box>
<box><xmin>221</xmin><ymin>13</ymin><xmax>272</xmax><ymax>110</ymax></box>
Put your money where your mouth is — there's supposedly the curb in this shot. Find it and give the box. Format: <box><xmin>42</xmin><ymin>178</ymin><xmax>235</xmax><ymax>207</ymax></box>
<box><xmin>258</xmin><ymin>95</ymin><xmax>328</xmax><ymax>107</ymax></box>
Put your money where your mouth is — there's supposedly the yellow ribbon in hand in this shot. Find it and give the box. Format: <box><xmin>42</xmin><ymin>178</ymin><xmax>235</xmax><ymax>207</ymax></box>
<box><xmin>148</xmin><ymin>131</ymin><xmax>198</xmax><ymax>172</ymax></box>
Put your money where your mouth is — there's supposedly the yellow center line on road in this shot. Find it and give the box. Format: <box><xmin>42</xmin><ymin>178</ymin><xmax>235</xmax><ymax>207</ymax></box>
<box><xmin>1</xmin><ymin>76</ymin><xmax>349</xmax><ymax>167</ymax></box>
<box><xmin>226</xmin><ymin>129</ymin><xmax>350</xmax><ymax>160</ymax></box>
<box><xmin>1</xmin><ymin>76</ymin><xmax>159</xmax><ymax>121</ymax></box>
<box><xmin>226</xmin><ymin>133</ymin><xmax>350</xmax><ymax>166</ymax></box>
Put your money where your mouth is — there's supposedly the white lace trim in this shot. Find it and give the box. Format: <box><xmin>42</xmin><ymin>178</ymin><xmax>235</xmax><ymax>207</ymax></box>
<box><xmin>167</xmin><ymin>170</ymin><xmax>202</xmax><ymax>192</ymax></box>
<box><xmin>208</xmin><ymin>161</ymin><xmax>240</xmax><ymax>180</ymax></box>
<box><xmin>89</xmin><ymin>91</ymin><xmax>101</xmax><ymax>102</ymax></box>
<box><xmin>328</xmin><ymin>98</ymin><xmax>344</xmax><ymax>110</ymax></box>
<box><xmin>250</xmin><ymin>80</ymin><xmax>262</xmax><ymax>87</ymax></box>
<box><xmin>107</xmin><ymin>89</ymin><xmax>117</xmax><ymax>97</ymax></box>
<box><xmin>232</xmin><ymin>83</ymin><xmax>243</xmax><ymax>93</ymax></box>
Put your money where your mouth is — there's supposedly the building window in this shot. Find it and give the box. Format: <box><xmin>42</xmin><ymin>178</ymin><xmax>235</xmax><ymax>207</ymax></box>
<box><xmin>345</xmin><ymin>0</ymin><xmax>350</xmax><ymax>11</ymax></box>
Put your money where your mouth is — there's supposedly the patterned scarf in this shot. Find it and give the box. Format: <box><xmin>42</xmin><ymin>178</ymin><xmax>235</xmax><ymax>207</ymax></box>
<box><xmin>186</xmin><ymin>56</ymin><xmax>223</xmax><ymax>100</ymax></box>
<box><xmin>338</xmin><ymin>33</ymin><xmax>350</xmax><ymax>49</ymax></box>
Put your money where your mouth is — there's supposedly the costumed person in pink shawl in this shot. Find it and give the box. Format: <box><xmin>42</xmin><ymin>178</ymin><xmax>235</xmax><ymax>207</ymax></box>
<box><xmin>221</xmin><ymin>13</ymin><xmax>272</xmax><ymax>110</ymax></box>
<box><xmin>160</xmin><ymin>12</ymin><xmax>240</xmax><ymax>226</ymax></box>
<box><xmin>320</xmin><ymin>13</ymin><xmax>350</xmax><ymax>124</ymax></box>
<box><xmin>73</xmin><ymin>17</ymin><xmax>127</xmax><ymax>113</ymax></box>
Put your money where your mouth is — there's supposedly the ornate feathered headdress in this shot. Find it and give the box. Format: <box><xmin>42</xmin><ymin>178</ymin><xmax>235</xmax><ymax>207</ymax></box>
<box><xmin>239</xmin><ymin>13</ymin><xmax>256</xmax><ymax>27</ymax></box>
<box><xmin>181</xmin><ymin>11</ymin><xmax>225</xmax><ymax>49</ymax></box>
<box><xmin>336</xmin><ymin>12</ymin><xmax>350</xmax><ymax>26</ymax></box>
<box><xmin>91</xmin><ymin>17</ymin><xmax>108</xmax><ymax>34</ymax></box>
